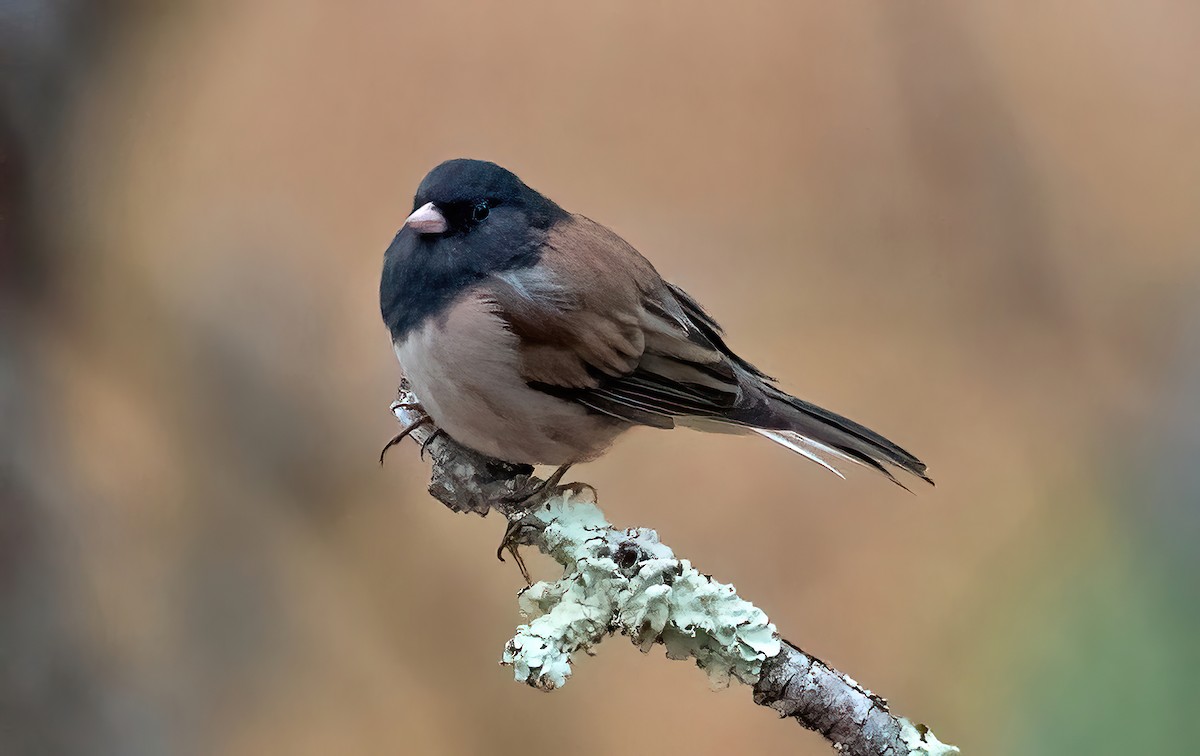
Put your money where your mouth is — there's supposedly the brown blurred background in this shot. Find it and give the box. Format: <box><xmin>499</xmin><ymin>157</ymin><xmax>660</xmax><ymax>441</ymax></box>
<box><xmin>3</xmin><ymin>2</ymin><xmax>1198</xmax><ymax>754</ymax></box>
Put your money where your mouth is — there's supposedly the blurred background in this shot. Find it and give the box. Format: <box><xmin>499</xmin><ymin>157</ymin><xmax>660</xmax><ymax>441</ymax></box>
<box><xmin>2</xmin><ymin>2</ymin><xmax>1198</xmax><ymax>754</ymax></box>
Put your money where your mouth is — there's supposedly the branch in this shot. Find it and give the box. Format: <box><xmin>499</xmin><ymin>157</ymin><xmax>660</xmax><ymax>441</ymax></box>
<box><xmin>388</xmin><ymin>387</ymin><xmax>958</xmax><ymax>756</ymax></box>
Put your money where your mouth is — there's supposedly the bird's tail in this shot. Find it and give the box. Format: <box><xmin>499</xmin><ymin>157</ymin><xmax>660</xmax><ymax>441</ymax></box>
<box><xmin>737</xmin><ymin>385</ymin><xmax>933</xmax><ymax>489</ymax></box>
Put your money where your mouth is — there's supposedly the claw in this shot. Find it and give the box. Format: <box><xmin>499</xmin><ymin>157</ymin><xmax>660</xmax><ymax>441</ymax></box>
<box><xmin>379</xmin><ymin>416</ymin><xmax>431</xmax><ymax>465</ymax></box>
<box><xmin>419</xmin><ymin>428</ymin><xmax>445</xmax><ymax>461</ymax></box>
<box><xmin>497</xmin><ymin>516</ymin><xmax>535</xmax><ymax>586</ymax></box>
<box><xmin>497</xmin><ymin>537</ymin><xmax>532</xmax><ymax>586</ymax></box>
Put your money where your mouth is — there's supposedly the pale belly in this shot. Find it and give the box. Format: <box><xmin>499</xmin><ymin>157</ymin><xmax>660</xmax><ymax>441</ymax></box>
<box><xmin>392</xmin><ymin>292</ymin><xmax>627</xmax><ymax>465</ymax></box>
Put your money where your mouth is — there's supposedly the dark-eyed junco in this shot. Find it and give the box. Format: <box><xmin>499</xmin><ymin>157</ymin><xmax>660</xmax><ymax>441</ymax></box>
<box><xmin>380</xmin><ymin>159</ymin><xmax>931</xmax><ymax>487</ymax></box>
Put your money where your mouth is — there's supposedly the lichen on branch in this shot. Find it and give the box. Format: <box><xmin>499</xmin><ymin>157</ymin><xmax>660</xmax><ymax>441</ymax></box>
<box><xmin>500</xmin><ymin>487</ymin><xmax>780</xmax><ymax>690</ymax></box>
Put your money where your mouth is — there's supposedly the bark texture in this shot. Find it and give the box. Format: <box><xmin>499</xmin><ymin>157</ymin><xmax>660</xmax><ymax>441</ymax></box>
<box><xmin>754</xmin><ymin>640</ymin><xmax>955</xmax><ymax>755</ymax></box>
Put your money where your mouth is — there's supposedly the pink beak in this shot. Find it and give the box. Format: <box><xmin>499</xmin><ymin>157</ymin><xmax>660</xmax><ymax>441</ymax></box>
<box><xmin>403</xmin><ymin>202</ymin><xmax>448</xmax><ymax>234</ymax></box>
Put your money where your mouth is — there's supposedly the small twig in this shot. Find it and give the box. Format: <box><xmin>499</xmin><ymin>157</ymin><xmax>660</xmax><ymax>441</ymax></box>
<box><xmin>386</xmin><ymin>385</ymin><xmax>958</xmax><ymax>756</ymax></box>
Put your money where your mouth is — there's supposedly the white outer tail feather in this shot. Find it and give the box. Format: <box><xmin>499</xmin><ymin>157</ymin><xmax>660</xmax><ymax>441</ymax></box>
<box><xmin>751</xmin><ymin>428</ymin><xmax>874</xmax><ymax>481</ymax></box>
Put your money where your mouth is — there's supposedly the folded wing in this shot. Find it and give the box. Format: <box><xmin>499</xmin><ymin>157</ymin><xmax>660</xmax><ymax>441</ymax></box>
<box><xmin>485</xmin><ymin>215</ymin><xmax>741</xmax><ymax>429</ymax></box>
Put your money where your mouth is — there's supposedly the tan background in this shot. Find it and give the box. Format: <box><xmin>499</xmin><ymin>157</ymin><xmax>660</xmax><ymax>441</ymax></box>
<box><xmin>3</xmin><ymin>2</ymin><xmax>1198</xmax><ymax>754</ymax></box>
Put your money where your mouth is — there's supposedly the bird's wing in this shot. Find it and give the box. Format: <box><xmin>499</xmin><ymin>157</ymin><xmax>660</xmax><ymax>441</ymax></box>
<box><xmin>483</xmin><ymin>215</ymin><xmax>743</xmax><ymax>428</ymax></box>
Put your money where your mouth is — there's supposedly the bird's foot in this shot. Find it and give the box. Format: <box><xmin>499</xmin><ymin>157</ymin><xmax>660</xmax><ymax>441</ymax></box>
<box><xmin>494</xmin><ymin>463</ymin><xmax>573</xmax><ymax>585</ymax></box>
<box><xmin>498</xmin><ymin>463</ymin><xmax>572</xmax><ymax>510</ymax></box>
<box><xmin>379</xmin><ymin>415</ymin><xmax>431</xmax><ymax>465</ymax></box>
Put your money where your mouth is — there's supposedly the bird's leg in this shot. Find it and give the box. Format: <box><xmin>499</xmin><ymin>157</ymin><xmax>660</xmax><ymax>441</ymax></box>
<box><xmin>495</xmin><ymin>463</ymin><xmax>573</xmax><ymax>585</ymax></box>
<box><xmin>379</xmin><ymin>415</ymin><xmax>431</xmax><ymax>465</ymax></box>
<box><xmin>418</xmin><ymin>428</ymin><xmax>445</xmax><ymax>461</ymax></box>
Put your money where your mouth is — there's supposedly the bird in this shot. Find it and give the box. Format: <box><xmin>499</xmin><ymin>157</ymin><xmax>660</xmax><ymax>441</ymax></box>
<box><xmin>380</xmin><ymin>158</ymin><xmax>931</xmax><ymax>491</ymax></box>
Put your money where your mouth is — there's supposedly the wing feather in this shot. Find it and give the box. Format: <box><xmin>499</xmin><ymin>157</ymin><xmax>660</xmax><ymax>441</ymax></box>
<box><xmin>483</xmin><ymin>215</ymin><xmax>739</xmax><ymax>426</ymax></box>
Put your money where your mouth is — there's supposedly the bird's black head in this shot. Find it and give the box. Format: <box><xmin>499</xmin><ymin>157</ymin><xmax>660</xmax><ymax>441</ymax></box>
<box><xmin>380</xmin><ymin>159</ymin><xmax>568</xmax><ymax>340</ymax></box>
<box><xmin>411</xmin><ymin>159</ymin><xmax>565</xmax><ymax>233</ymax></box>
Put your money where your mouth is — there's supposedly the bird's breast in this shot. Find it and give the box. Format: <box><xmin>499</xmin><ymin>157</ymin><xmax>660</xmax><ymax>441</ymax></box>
<box><xmin>392</xmin><ymin>289</ymin><xmax>626</xmax><ymax>465</ymax></box>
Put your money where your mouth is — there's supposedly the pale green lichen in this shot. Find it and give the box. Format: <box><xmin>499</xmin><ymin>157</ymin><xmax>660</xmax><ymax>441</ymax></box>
<box><xmin>501</xmin><ymin>487</ymin><xmax>780</xmax><ymax>691</ymax></box>
<box><xmin>898</xmin><ymin>718</ymin><xmax>960</xmax><ymax>755</ymax></box>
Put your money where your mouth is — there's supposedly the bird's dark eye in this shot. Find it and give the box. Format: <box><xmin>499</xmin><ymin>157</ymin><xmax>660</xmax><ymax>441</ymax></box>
<box><xmin>472</xmin><ymin>202</ymin><xmax>490</xmax><ymax>222</ymax></box>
